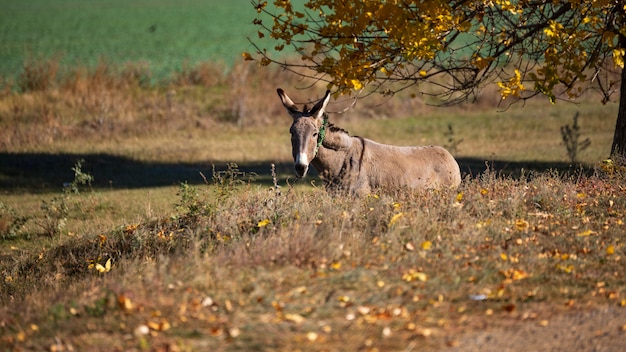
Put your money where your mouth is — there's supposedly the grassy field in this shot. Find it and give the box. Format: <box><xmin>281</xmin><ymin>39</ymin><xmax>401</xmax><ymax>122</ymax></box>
<box><xmin>0</xmin><ymin>0</ymin><xmax>258</xmax><ymax>84</ymax></box>
<box><xmin>1</xmin><ymin>68</ymin><xmax>625</xmax><ymax>349</ymax></box>
<box><xmin>1</xmin><ymin>1</ymin><xmax>626</xmax><ymax>350</ymax></box>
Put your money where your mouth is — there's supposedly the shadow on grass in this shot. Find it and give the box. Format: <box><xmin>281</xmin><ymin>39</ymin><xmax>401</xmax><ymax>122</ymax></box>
<box><xmin>0</xmin><ymin>152</ymin><xmax>592</xmax><ymax>193</ymax></box>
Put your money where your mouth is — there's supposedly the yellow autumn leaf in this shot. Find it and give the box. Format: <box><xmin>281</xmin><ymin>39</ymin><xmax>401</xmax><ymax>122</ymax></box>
<box><xmin>514</xmin><ymin>219</ymin><xmax>529</xmax><ymax>231</ymax></box>
<box><xmin>95</xmin><ymin>258</ymin><xmax>112</xmax><ymax>273</ymax></box>
<box><xmin>148</xmin><ymin>319</ymin><xmax>171</xmax><ymax>331</ymax></box>
<box><xmin>257</xmin><ymin>219</ymin><xmax>271</xmax><ymax>228</ymax></box>
<box><xmin>456</xmin><ymin>192</ymin><xmax>464</xmax><ymax>202</ymax></box>
<box><xmin>414</xmin><ymin>272</ymin><xmax>428</xmax><ymax>282</ymax></box>
<box><xmin>500</xmin><ymin>253</ymin><xmax>508</xmax><ymax>261</ymax></box>
<box><xmin>402</xmin><ymin>269</ymin><xmax>427</xmax><ymax>282</ymax></box>
<box><xmin>606</xmin><ymin>245</ymin><xmax>615</xmax><ymax>255</ymax></box>
<box><xmin>421</xmin><ymin>241</ymin><xmax>432</xmax><ymax>250</ymax></box>
<box><xmin>556</xmin><ymin>263</ymin><xmax>574</xmax><ymax>273</ymax></box>
<box><xmin>501</xmin><ymin>268</ymin><xmax>530</xmax><ymax>280</ymax></box>
<box><xmin>351</xmin><ymin>79</ymin><xmax>363</xmax><ymax>90</ymax></box>
<box><xmin>576</xmin><ymin>229</ymin><xmax>596</xmax><ymax>237</ymax></box>
<box><xmin>613</xmin><ymin>48</ymin><xmax>625</xmax><ymax>69</ymax></box>
<box><xmin>118</xmin><ymin>294</ymin><xmax>134</xmax><ymax>311</ymax></box>
<box><xmin>388</xmin><ymin>212</ymin><xmax>404</xmax><ymax>227</ymax></box>
<box><xmin>124</xmin><ymin>223</ymin><xmax>139</xmax><ymax>234</ymax></box>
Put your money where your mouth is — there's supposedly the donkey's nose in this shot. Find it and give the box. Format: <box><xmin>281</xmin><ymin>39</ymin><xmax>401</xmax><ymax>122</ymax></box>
<box><xmin>295</xmin><ymin>163</ymin><xmax>308</xmax><ymax>178</ymax></box>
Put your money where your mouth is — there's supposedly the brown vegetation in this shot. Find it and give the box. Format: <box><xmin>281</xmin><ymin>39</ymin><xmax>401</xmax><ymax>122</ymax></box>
<box><xmin>1</xmin><ymin>59</ymin><xmax>625</xmax><ymax>350</ymax></box>
<box><xmin>2</xmin><ymin>160</ymin><xmax>626</xmax><ymax>350</ymax></box>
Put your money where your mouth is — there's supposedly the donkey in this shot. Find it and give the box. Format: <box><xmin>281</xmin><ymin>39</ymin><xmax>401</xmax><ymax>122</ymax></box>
<box><xmin>277</xmin><ymin>88</ymin><xmax>462</xmax><ymax>195</ymax></box>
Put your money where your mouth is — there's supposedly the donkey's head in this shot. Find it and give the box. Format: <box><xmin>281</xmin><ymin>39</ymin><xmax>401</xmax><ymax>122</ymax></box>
<box><xmin>277</xmin><ymin>88</ymin><xmax>331</xmax><ymax>178</ymax></box>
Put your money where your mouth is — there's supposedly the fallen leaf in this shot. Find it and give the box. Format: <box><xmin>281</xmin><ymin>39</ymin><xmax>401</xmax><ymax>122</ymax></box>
<box><xmin>357</xmin><ymin>306</ymin><xmax>371</xmax><ymax>315</ymax></box>
<box><xmin>388</xmin><ymin>212</ymin><xmax>404</xmax><ymax>227</ymax></box>
<box><xmin>338</xmin><ymin>295</ymin><xmax>350</xmax><ymax>303</ymax></box>
<box><xmin>284</xmin><ymin>313</ymin><xmax>305</xmax><ymax>324</ymax></box>
<box><xmin>416</xmin><ymin>328</ymin><xmax>432</xmax><ymax>337</ymax></box>
<box><xmin>229</xmin><ymin>327</ymin><xmax>241</xmax><ymax>338</ymax></box>
<box><xmin>503</xmin><ymin>304</ymin><xmax>516</xmax><ymax>312</ymax></box>
<box><xmin>402</xmin><ymin>269</ymin><xmax>427</xmax><ymax>282</ymax></box>
<box><xmin>607</xmin><ymin>245</ymin><xmax>615</xmax><ymax>255</ymax></box>
<box><xmin>95</xmin><ymin>258</ymin><xmax>112</xmax><ymax>273</ymax></box>
<box><xmin>257</xmin><ymin>219</ymin><xmax>270</xmax><ymax>228</ymax></box>
<box><xmin>124</xmin><ymin>224</ymin><xmax>139</xmax><ymax>234</ymax></box>
<box><xmin>118</xmin><ymin>294</ymin><xmax>134</xmax><ymax>312</ymax></box>
<box><xmin>515</xmin><ymin>219</ymin><xmax>529</xmax><ymax>231</ymax></box>
<box><xmin>576</xmin><ymin>229</ymin><xmax>596</xmax><ymax>237</ymax></box>
<box><xmin>404</xmin><ymin>242</ymin><xmax>415</xmax><ymax>251</ymax></box>
<box><xmin>421</xmin><ymin>241</ymin><xmax>432</xmax><ymax>250</ymax></box>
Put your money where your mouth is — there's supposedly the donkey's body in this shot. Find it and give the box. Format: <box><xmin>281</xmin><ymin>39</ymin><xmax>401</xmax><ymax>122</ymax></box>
<box><xmin>278</xmin><ymin>89</ymin><xmax>461</xmax><ymax>195</ymax></box>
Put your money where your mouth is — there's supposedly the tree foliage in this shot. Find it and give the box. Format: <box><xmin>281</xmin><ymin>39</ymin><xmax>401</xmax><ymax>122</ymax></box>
<box><xmin>247</xmin><ymin>0</ymin><xmax>624</xmax><ymax>106</ymax></box>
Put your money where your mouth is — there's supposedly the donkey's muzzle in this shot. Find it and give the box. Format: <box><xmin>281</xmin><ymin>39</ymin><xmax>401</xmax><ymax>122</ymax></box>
<box><xmin>295</xmin><ymin>163</ymin><xmax>308</xmax><ymax>178</ymax></box>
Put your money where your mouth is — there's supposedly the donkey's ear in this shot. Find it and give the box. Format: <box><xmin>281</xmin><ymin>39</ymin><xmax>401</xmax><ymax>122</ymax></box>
<box><xmin>309</xmin><ymin>90</ymin><xmax>331</xmax><ymax>120</ymax></box>
<box><xmin>277</xmin><ymin>88</ymin><xmax>300</xmax><ymax>118</ymax></box>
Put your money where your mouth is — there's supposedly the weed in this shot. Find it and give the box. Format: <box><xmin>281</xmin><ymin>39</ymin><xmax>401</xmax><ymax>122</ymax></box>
<box><xmin>212</xmin><ymin>162</ymin><xmax>257</xmax><ymax>203</ymax></box>
<box><xmin>443</xmin><ymin>123</ymin><xmax>463</xmax><ymax>154</ymax></box>
<box><xmin>39</xmin><ymin>160</ymin><xmax>94</xmax><ymax>237</ymax></box>
<box><xmin>0</xmin><ymin>202</ymin><xmax>29</xmax><ymax>240</ymax></box>
<box><xmin>561</xmin><ymin>112</ymin><xmax>591</xmax><ymax>164</ymax></box>
<box><xmin>175</xmin><ymin>181</ymin><xmax>205</xmax><ymax>219</ymax></box>
<box><xmin>17</xmin><ymin>56</ymin><xmax>60</xmax><ymax>93</ymax></box>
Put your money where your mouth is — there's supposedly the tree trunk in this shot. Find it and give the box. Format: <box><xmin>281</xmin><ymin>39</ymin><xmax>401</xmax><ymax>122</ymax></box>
<box><xmin>610</xmin><ymin>33</ymin><xmax>626</xmax><ymax>159</ymax></box>
<box><xmin>611</xmin><ymin>65</ymin><xmax>626</xmax><ymax>159</ymax></box>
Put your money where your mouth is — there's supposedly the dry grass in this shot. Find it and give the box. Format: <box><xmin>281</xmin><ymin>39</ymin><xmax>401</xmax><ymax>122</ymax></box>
<box><xmin>1</xmin><ymin>59</ymin><xmax>625</xmax><ymax>351</ymax></box>
<box><xmin>0</xmin><ymin>57</ymin><xmax>529</xmax><ymax>153</ymax></box>
<box><xmin>1</xmin><ymin>163</ymin><xmax>626</xmax><ymax>350</ymax></box>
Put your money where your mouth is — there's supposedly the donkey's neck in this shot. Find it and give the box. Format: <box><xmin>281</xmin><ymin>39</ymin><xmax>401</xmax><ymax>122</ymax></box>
<box><xmin>319</xmin><ymin>124</ymin><xmax>353</xmax><ymax>151</ymax></box>
<box><xmin>311</xmin><ymin>124</ymin><xmax>365</xmax><ymax>192</ymax></box>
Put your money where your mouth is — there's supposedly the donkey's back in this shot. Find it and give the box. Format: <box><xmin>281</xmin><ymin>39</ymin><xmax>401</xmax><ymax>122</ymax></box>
<box><xmin>361</xmin><ymin>140</ymin><xmax>461</xmax><ymax>192</ymax></box>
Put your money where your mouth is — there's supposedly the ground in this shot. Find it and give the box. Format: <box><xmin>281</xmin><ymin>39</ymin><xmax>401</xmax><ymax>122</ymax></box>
<box><xmin>442</xmin><ymin>306</ymin><xmax>626</xmax><ymax>351</ymax></box>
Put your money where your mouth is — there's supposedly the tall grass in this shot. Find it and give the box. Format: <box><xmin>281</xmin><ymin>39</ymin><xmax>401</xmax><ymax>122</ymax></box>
<box><xmin>1</xmin><ymin>163</ymin><xmax>625</xmax><ymax>350</ymax></box>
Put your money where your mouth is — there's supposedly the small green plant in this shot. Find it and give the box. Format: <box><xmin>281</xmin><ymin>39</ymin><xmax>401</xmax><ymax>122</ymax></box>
<box><xmin>0</xmin><ymin>202</ymin><xmax>29</xmax><ymax>240</ymax></box>
<box><xmin>175</xmin><ymin>181</ymin><xmax>204</xmax><ymax>218</ymax></box>
<box><xmin>39</xmin><ymin>159</ymin><xmax>94</xmax><ymax>237</ymax></box>
<box><xmin>561</xmin><ymin>112</ymin><xmax>591</xmax><ymax>164</ymax></box>
<box><xmin>444</xmin><ymin>123</ymin><xmax>463</xmax><ymax>154</ymax></box>
<box><xmin>175</xmin><ymin>163</ymin><xmax>257</xmax><ymax>220</ymax></box>
<box><xmin>212</xmin><ymin>162</ymin><xmax>257</xmax><ymax>202</ymax></box>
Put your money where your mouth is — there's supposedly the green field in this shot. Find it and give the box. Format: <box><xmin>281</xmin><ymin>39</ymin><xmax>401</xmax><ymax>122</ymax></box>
<box><xmin>0</xmin><ymin>0</ymin><xmax>258</xmax><ymax>83</ymax></box>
